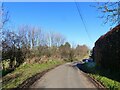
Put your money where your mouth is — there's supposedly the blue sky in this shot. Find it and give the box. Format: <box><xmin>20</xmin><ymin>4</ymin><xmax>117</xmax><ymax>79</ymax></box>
<box><xmin>4</xmin><ymin>2</ymin><xmax>113</xmax><ymax>49</ymax></box>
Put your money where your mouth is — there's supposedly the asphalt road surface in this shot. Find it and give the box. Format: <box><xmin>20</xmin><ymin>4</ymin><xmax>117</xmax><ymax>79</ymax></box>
<box><xmin>31</xmin><ymin>63</ymin><xmax>96</xmax><ymax>88</ymax></box>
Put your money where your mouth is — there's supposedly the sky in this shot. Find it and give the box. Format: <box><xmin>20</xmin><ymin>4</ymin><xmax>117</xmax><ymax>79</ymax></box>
<box><xmin>4</xmin><ymin>2</ymin><xmax>114</xmax><ymax>49</ymax></box>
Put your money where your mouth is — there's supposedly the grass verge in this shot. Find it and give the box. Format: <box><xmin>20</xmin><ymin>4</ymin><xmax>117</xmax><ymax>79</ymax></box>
<box><xmin>89</xmin><ymin>74</ymin><xmax>120</xmax><ymax>90</ymax></box>
<box><xmin>77</xmin><ymin>62</ymin><xmax>120</xmax><ymax>90</ymax></box>
<box><xmin>2</xmin><ymin>60</ymin><xmax>63</xmax><ymax>88</ymax></box>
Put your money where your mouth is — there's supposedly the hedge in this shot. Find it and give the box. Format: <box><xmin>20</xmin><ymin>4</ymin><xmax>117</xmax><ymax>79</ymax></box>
<box><xmin>94</xmin><ymin>25</ymin><xmax>120</xmax><ymax>72</ymax></box>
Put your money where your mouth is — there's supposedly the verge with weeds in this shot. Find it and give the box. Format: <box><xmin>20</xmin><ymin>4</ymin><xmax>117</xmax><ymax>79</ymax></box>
<box><xmin>77</xmin><ymin>62</ymin><xmax>120</xmax><ymax>90</ymax></box>
<box><xmin>2</xmin><ymin>60</ymin><xmax>63</xmax><ymax>88</ymax></box>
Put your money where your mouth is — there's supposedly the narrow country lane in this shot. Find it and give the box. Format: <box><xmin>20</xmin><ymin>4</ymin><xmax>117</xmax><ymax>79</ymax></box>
<box><xmin>30</xmin><ymin>63</ymin><xmax>97</xmax><ymax>88</ymax></box>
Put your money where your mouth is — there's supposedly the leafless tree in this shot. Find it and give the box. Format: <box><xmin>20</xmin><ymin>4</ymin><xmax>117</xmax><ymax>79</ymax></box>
<box><xmin>2</xmin><ymin>30</ymin><xmax>25</xmax><ymax>68</ymax></box>
<box><xmin>93</xmin><ymin>1</ymin><xmax>120</xmax><ymax>25</ymax></box>
<box><xmin>0</xmin><ymin>3</ymin><xmax>9</xmax><ymax>64</ymax></box>
<box><xmin>54</xmin><ymin>33</ymin><xmax>66</xmax><ymax>47</ymax></box>
<box><xmin>0</xmin><ymin>3</ymin><xmax>9</xmax><ymax>30</ymax></box>
<box><xmin>46</xmin><ymin>31</ymin><xmax>65</xmax><ymax>47</ymax></box>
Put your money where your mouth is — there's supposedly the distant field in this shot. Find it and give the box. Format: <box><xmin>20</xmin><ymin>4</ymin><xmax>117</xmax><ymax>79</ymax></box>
<box><xmin>2</xmin><ymin>60</ymin><xmax>63</xmax><ymax>88</ymax></box>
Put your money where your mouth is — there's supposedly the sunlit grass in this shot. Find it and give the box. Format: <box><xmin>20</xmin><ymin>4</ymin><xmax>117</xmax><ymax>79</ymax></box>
<box><xmin>2</xmin><ymin>60</ymin><xmax>63</xmax><ymax>88</ymax></box>
<box><xmin>89</xmin><ymin>74</ymin><xmax>120</xmax><ymax>90</ymax></box>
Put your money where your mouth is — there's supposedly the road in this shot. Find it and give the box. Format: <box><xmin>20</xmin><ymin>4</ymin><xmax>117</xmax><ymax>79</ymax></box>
<box><xmin>31</xmin><ymin>63</ymin><xmax>96</xmax><ymax>88</ymax></box>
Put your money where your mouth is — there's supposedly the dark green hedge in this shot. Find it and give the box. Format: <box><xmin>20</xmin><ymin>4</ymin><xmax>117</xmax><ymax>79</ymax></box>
<box><xmin>94</xmin><ymin>25</ymin><xmax>120</xmax><ymax>72</ymax></box>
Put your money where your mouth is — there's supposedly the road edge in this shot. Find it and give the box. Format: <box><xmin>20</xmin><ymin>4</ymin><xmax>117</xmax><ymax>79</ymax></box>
<box><xmin>17</xmin><ymin>64</ymin><xmax>62</xmax><ymax>88</ymax></box>
<box><xmin>75</xmin><ymin>66</ymin><xmax>106</xmax><ymax>89</ymax></box>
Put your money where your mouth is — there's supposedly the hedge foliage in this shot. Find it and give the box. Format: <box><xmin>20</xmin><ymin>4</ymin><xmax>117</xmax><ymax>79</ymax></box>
<box><xmin>94</xmin><ymin>25</ymin><xmax>120</xmax><ymax>72</ymax></box>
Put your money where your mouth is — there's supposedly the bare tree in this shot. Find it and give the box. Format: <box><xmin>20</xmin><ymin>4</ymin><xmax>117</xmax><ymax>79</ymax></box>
<box><xmin>46</xmin><ymin>31</ymin><xmax>65</xmax><ymax>47</ymax></box>
<box><xmin>30</xmin><ymin>26</ymin><xmax>41</xmax><ymax>48</ymax></box>
<box><xmin>46</xmin><ymin>32</ymin><xmax>53</xmax><ymax>47</ymax></box>
<box><xmin>0</xmin><ymin>3</ymin><xmax>9</xmax><ymax>62</ymax></box>
<box><xmin>54</xmin><ymin>33</ymin><xmax>65</xmax><ymax>47</ymax></box>
<box><xmin>94</xmin><ymin>1</ymin><xmax>120</xmax><ymax>25</ymax></box>
<box><xmin>0</xmin><ymin>3</ymin><xmax>9</xmax><ymax>30</ymax></box>
<box><xmin>38</xmin><ymin>30</ymin><xmax>46</xmax><ymax>46</ymax></box>
<box><xmin>2</xmin><ymin>30</ymin><xmax>24</xmax><ymax>68</ymax></box>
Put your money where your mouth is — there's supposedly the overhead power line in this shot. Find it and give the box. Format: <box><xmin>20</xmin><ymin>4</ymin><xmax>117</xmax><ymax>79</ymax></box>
<box><xmin>74</xmin><ymin>0</ymin><xmax>93</xmax><ymax>42</ymax></box>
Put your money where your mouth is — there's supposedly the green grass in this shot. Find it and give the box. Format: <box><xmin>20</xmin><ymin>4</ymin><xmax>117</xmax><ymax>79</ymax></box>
<box><xmin>2</xmin><ymin>60</ymin><xmax>63</xmax><ymax>88</ymax></box>
<box><xmin>80</xmin><ymin>62</ymin><xmax>120</xmax><ymax>90</ymax></box>
<box><xmin>89</xmin><ymin>74</ymin><xmax>120</xmax><ymax>90</ymax></box>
